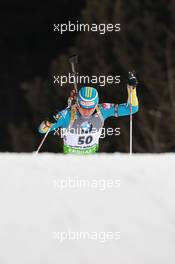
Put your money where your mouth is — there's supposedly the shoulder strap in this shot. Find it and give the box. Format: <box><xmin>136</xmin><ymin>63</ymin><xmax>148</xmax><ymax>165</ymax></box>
<box><xmin>67</xmin><ymin>104</ymin><xmax>77</xmax><ymax>129</ymax></box>
<box><xmin>96</xmin><ymin>105</ymin><xmax>104</xmax><ymax>123</ymax></box>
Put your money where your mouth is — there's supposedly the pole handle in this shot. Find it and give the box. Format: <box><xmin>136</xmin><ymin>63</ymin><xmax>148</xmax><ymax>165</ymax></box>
<box><xmin>69</xmin><ymin>54</ymin><xmax>78</xmax><ymax>65</ymax></box>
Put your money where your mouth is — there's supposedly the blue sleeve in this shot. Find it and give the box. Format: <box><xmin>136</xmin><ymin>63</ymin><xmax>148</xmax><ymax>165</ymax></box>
<box><xmin>99</xmin><ymin>103</ymin><xmax>138</xmax><ymax>120</ymax></box>
<box><xmin>50</xmin><ymin>108</ymin><xmax>71</xmax><ymax>131</ymax></box>
<box><xmin>117</xmin><ymin>103</ymin><xmax>138</xmax><ymax>116</ymax></box>
<box><xmin>38</xmin><ymin>108</ymin><xmax>71</xmax><ymax>134</ymax></box>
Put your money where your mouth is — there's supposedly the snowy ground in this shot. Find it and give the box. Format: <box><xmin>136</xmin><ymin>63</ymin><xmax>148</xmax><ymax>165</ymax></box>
<box><xmin>0</xmin><ymin>153</ymin><xmax>175</xmax><ymax>264</ymax></box>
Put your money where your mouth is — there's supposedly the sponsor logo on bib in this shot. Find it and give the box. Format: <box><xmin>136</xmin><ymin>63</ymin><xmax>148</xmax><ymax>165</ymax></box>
<box><xmin>81</xmin><ymin>121</ymin><xmax>93</xmax><ymax>133</ymax></box>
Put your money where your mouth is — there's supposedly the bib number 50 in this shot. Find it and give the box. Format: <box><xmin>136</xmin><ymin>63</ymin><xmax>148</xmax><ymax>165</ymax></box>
<box><xmin>78</xmin><ymin>135</ymin><xmax>93</xmax><ymax>145</ymax></box>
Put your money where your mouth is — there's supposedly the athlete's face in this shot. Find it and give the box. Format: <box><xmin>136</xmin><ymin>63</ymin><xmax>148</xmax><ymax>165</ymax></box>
<box><xmin>78</xmin><ymin>106</ymin><xmax>96</xmax><ymax>118</ymax></box>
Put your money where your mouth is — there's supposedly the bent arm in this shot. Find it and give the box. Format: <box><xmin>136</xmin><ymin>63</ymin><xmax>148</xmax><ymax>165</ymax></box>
<box><xmin>38</xmin><ymin>109</ymin><xmax>71</xmax><ymax>134</ymax></box>
<box><xmin>99</xmin><ymin>87</ymin><xmax>139</xmax><ymax>120</ymax></box>
<box><xmin>118</xmin><ymin>86</ymin><xmax>138</xmax><ymax>116</ymax></box>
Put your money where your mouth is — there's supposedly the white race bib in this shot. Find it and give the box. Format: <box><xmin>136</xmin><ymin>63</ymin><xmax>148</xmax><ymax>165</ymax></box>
<box><xmin>63</xmin><ymin>130</ymin><xmax>101</xmax><ymax>148</ymax></box>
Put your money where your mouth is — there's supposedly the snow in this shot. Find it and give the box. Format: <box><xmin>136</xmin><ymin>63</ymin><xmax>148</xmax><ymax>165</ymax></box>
<box><xmin>0</xmin><ymin>153</ymin><xmax>175</xmax><ymax>264</ymax></box>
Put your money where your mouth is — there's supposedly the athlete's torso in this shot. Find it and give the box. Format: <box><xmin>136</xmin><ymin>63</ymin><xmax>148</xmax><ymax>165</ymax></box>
<box><xmin>63</xmin><ymin>109</ymin><xmax>104</xmax><ymax>154</ymax></box>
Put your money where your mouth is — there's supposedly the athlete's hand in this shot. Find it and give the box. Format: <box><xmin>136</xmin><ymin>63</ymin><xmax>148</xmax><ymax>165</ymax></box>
<box><xmin>70</xmin><ymin>89</ymin><xmax>77</xmax><ymax>100</ymax></box>
<box><xmin>39</xmin><ymin>120</ymin><xmax>53</xmax><ymax>133</ymax></box>
<box><xmin>128</xmin><ymin>71</ymin><xmax>138</xmax><ymax>87</ymax></box>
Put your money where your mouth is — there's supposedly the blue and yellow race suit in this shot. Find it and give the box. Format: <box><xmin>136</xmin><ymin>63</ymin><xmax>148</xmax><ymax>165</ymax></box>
<box><xmin>39</xmin><ymin>87</ymin><xmax>138</xmax><ymax>154</ymax></box>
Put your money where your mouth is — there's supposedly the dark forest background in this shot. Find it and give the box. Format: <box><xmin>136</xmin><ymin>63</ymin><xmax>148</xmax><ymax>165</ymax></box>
<box><xmin>0</xmin><ymin>0</ymin><xmax>175</xmax><ymax>153</ymax></box>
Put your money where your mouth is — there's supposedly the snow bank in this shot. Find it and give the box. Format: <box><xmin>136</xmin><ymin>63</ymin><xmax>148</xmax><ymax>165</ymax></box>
<box><xmin>0</xmin><ymin>153</ymin><xmax>175</xmax><ymax>264</ymax></box>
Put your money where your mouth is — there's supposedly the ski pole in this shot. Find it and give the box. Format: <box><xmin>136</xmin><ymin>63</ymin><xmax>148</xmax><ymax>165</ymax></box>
<box><xmin>128</xmin><ymin>71</ymin><xmax>137</xmax><ymax>155</ymax></box>
<box><xmin>35</xmin><ymin>127</ymin><xmax>51</xmax><ymax>154</ymax></box>
<box><xmin>129</xmin><ymin>85</ymin><xmax>133</xmax><ymax>155</ymax></box>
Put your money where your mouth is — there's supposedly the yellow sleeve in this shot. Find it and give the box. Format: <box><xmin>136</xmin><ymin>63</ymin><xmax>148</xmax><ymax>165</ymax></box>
<box><xmin>127</xmin><ymin>85</ymin><xmax>138</xmax><ymax>106</ymax></box>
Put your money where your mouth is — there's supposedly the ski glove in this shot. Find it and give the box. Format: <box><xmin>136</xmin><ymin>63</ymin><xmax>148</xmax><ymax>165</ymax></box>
<box><xmin>70</xmin><ymin>89</ymin><xmax>77</xmax><ymax>100</ymax></box>
<box><xmin>39</xmin><ymin>120</ymin><xmax>53</xmax><ymax>133</ymax></box>
<box><xmin>128</xmin><ymin>71</ymin><xmax>138</xmax><ymax>87</ymax></box>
